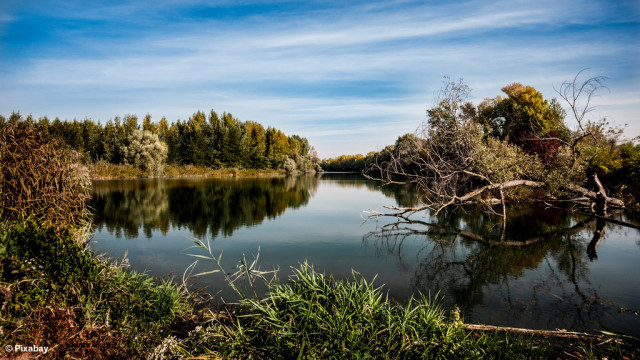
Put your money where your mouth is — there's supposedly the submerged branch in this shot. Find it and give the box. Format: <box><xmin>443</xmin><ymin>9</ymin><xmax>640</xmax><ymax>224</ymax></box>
<box><xmin>464</xmin><ymin>324</ymin><xmax>614</xmax><ymax>341</ymax></box>
<box><xmin>367</xmin><ymin>176</ymin><xmax>633</xmax><ymax>230</ymax></box>
<box><xmin>368</xmin><ymin>215</ymin><xmax>598</xmax><ymax>248</ymax></box>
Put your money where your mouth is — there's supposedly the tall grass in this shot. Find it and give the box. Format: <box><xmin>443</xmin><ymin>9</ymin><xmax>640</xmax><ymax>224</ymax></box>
<box><xmin>0</xmin><ymin>121</ymin><xmax>91</xmax><ymax>238</ymax></box>
<box><xmin>166</xmin><ymin>255</ymin><xmax>544</xmax><ymax>359</ymax></box>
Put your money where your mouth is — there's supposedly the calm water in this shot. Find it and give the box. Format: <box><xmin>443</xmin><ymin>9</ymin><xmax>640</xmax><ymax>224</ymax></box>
<box><xmin>89</xmin><ymin>173</ymin><xmax>640</xmax><ymax>337</ymax></box>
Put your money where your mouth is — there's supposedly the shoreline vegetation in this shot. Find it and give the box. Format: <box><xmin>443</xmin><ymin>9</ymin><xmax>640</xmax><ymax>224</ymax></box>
<box><xmin>89</xmin><ymin>163</ymin><xmax>288</xmax><ymax>180</ymax></box>
<box><xmin>2</xmin><ymin>91</ymin><xmax>640</xmax><ymax>358</ymax></box>
<box><xmin>1</xmin><ymin>223</ymin><xmax>636</xmax><ymax>359</ymax></box>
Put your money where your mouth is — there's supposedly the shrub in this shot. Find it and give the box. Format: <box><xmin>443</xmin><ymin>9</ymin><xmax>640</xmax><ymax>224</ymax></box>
<box><xmin>283</xmin><ymin>156</ymin><xmax>297</xmax><ymax>173</ymax></box>
<box><xmin>0</xmin><ymin>222</ymin><xmax>192</xmax><ymax>359</ymax></box>
<box><xmin>0</xmin><ymin>120</ymin><xmax>90</xmax><ymax>234</ymax></box>
<box><xmin>122</xmin><ymin>129</ymin><xmax>168</xmax><ymax>175</ymax></box>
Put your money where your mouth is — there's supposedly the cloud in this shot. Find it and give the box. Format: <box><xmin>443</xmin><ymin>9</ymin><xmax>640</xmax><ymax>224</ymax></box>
<box><xmin>1</xmin><ymin>0</ymin><xmax>638</xmax><ymax>157</ymax></box>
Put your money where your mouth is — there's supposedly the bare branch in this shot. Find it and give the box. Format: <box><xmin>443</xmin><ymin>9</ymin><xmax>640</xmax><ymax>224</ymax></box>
<box><xmin>365</xmin><ymin>75</ymin><xmax>625</xmax><ymax>224</ymax></box>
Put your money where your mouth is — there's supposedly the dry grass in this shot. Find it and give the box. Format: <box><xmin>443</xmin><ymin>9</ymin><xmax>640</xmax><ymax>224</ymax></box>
<box><xmin>0</xmin><ymin>121</ymin><xmax>91</xmax><ymax>237</ymax></box>
<box><xmin>89</xmin><ymin>162</ymin><xmax>285</xmax><ymax>179</ymax></box>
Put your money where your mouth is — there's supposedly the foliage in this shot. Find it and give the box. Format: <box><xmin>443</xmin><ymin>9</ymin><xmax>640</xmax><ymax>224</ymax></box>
<box><xmin>122</xmin><ymin>129</ymin><xmax>168</xmax><ymax>175</ymax></box>
<box><xmin>283</xmin><ymin>156</ymin><xmax>297</xmax><ymax>173</ymax></box>
<box><xmin>322</xmin><ymin>153</ymin><xmax>370</xmax><ymax>172</ymax></box>
<box><xmin>0</xmin><ymin>222</ymin><xmax>192</xmax><ymax>359</ymax></box>
<box><xmin>543</xmin><ymin>146</ymin><xmax>588</xmax><ymax>196</ymax></box>
<box><xmin>478</xmin><ymin>83</ymin><xmax>568</xmax><ymax>146</ymax></box>
<box><xmin>575</xmin><ymin>120</ymin><xmax>625</xmax><ymax>176</ymax></box>
<box><xmin>161</xmin><ymin>262</ymin><xmax>545</xmax><ymax>359</ymax></box>
<box><xmin>473</xmin><ymin>137</ymin><xmax>544</xmax><ymax>185</ymax></box>
<box><xmin>0</xmin><ymin>119</ymin><xmax>91</xmax><ymax>235</ymax></box>
<box><xmin>599</xmin><ymin>141</ymin><xmax>640</xmax><ymax>211</ymax></box>
<box><xmin>1</xmin><ymin>109</ymin><xmax>321</xmax><ymax>176</ymax></box>
<box><xmin>365</xmin><ymin>75</ymin><xmax>630</xmax><ymax>214</ymax></box>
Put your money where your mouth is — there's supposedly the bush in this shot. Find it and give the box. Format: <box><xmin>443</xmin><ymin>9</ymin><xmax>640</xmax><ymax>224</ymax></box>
<box><xmin>0</xmin><ymin>120</ymin><xmax>90</xmax><ymax>234</ymax></box>
<box><xmin>283</xmin><ymin>156</ymin><xmax>297</xmax><ymax>173</ymax></box>
<box><xmin>0</xmin><ymin>222</ymin><xmax>192</xmax><ymax>359</ymax></box>
<box><xmin>122</xmin><ymin>129</ymin><xmax>168</xmax><ymax>175</ymax></box>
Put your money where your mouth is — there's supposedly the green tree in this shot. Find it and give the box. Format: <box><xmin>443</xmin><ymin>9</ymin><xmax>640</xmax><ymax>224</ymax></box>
<box><xmin>164</xmin><ymin>122</ymin><xmax>182</xmax><ymax>165</ymax></box>
<box><xmin>123</xmin><ymin>114</ymin><xmax>139</xmax><ymax>133</ymax></box>
<box><xmin>102</xmin><ymin>119</ymin><xmax>126</xmax><ymax>164</ymax></box>
<box><xmin>266</xmin><ymin>127</ymin><xmax>289</xmax><ymax>168</ymax></box>
<box><xmin>478</xmin><ymin>83</ymin><xmax>568</xmax><ymax>161</ymax></box>
<box><xmin>187</xmin><ymin>111</ymin><xmax>210</xmax><ymax>166</ymax></box>
<box><xmin>158</xmin><ymin>116</ymin><xmax>169</xmax><ymax>137</ymax></box>
<box><xmin>82</xmin><ymin>119</ymin><xmax>104</xmax><ymax>161</ymax></box>
<box><xmin>222</xmin><ymin>117</ymin><xmax>244</xmax><ymax>167</ymax></box>
<box><xmin>142</xmin><ymin>113</ymin><xmax>158</xmax><ymax>134</ymax></box>
<box><xmin>245</xmin><ymin>121</ymin><xmax>267</xmax><ymax>168</ymax></box>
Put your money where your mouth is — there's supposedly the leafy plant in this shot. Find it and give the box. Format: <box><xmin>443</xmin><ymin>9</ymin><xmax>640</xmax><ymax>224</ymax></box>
<box><xmin>0</xmin><ymin>222</ymin><xmax>193</xmax><ymax>359</ymax></box>
<box><xmin>170</xmin><ymin>242</ymin><xmax>546</xmax><ymax>359</ymax></box>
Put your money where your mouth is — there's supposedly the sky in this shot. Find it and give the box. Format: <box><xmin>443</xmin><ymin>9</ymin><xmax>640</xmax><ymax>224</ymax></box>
<box><xmin>1</xmin><ymin>0</ymin><xmax>638</xmax><ymax>158</ymax></box>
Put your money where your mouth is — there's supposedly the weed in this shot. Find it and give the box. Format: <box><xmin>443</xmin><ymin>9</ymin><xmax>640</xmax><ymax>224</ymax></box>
<box><xmin>170</xmin><ymin>242</ymin><xmax>547</xmax><ymax>359</ymax></box>
<box><xmin>0</xmin><ymin>222</ymin><xmax>192</xmax><ymax>359</ymax></box>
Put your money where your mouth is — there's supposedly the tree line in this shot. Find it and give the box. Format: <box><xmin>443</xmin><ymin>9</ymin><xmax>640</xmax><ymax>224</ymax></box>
<box><xmin>321</xmin><ymin>153</ymin><xmax>372</xmax><ymax>172</ymax></box>
<box><xmin>0</xmin><ymin>110</ymin><xmax>322</xmax><ymax>174</ymax></box>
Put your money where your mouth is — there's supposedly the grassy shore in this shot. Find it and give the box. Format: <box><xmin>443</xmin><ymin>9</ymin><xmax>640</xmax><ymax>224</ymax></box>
<box><xmin>0</xmin><ymin>222</ymin><xmax>195</xmax><ymax>358</ymax></box>
<box><xmin>0</xmin><ymin>223</ymin><xmax>636</xmax><ymax>359</ymax></box>
<box><xmin>89</xmin><ymin>162</ymin><xmax>286</xmax><ymax>180</ymax></box>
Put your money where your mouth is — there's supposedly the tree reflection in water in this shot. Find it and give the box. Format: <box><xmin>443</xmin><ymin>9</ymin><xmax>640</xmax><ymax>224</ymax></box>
<box><xmin>363</xmin><ymin>205</ymin><xmax>640</xmax><ymax>336</ymax></box>
<box><xmin>89</xmin><ymin>174</ymin><xmax>639</xmax><ymax>337</ymax></box>
<box><xmin>90</xmin><ymin>175</ymin><xmax>320</xmax><ymax>239</ymax></box>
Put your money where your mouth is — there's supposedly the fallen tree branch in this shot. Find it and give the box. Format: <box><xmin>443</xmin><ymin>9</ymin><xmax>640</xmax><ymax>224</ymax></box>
<box><xmin>464</xmin><ymin>324</ymin><xmax>614</xmax><ymax>341</ymax></box>
<box><xmin>564</xmin><ymin>183</ymin><xmax>625</xmax><ymax>208</ymax></box>
<box><xmin>543</xmin><ymin>201</ymin><xmax>640</xmax><ymax>230</ymax></box>
<box><xmin>571</xmin><ymin>210</ymin><xmax>640</xmax><ymax>230</ymax></box>
<box><xmin>367</xmin><ymin>177</ymin><xmax>626</xmax><ymax>223</ymax></box>
<box><xmin>455</xmin><ymin>180</ymin><xmax>546</xmax><ymax>203</ymax></box>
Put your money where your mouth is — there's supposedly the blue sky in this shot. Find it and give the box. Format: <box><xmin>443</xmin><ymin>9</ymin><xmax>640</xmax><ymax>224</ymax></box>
<box><xmin>1</xmin><ymin>0</ymin><xmax>638</xmax><ymax>157</ymax></box>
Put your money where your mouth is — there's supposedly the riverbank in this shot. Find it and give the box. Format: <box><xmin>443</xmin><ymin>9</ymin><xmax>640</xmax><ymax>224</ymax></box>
<box><xmin>89</xmin><ymin>162</ymin><xmax>287</xmax><ymax>180</ymax></box>
<box><xmin>0</xmin><ymin>223</ymin><xmax>636</xmax><ymax>359</ymax></box>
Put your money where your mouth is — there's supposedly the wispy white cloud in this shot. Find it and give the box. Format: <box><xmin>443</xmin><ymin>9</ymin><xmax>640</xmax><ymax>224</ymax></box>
<box><xmin>1</xmin><ymin>0</ymin><xmax>638</xmax><ymax>157</ymax></box>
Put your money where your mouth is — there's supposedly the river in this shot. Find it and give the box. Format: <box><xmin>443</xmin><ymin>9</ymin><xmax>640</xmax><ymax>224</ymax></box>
<box><xmin>89</xmin><ymin>173</ymin><xmax>640</xmax><ymax>337</ymax></box>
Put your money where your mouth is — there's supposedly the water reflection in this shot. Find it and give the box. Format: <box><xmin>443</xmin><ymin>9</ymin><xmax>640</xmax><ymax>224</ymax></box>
<box><xmin>91</xmin><ymin>175</ymin><xmax>320</xmax><ymax>239</ymax></box>
<box><xmin>318</xmin><ymin>173</ymin><xmax>422</xmax><ymax>208</ymax></box>
<box><xmin>363</xmin><ymin>206</ymin><xmax>640</xmax><ymax>336</ymax></box>
<box><xmin>89</xmin><ymin>174</ymin><xmax>640</xmax><ymax>338</ymax></box>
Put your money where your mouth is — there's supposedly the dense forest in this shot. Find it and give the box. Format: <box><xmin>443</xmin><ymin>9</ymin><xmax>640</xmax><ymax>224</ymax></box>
<box><xmin>0</xmin><ymin>110</ymin><xmax>322</xmax><ymax>174</ymax></box>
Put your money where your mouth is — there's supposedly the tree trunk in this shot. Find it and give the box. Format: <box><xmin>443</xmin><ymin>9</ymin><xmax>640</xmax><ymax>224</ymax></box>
<box><xmin>592</xmin><ymin>173</ymin><xmax>608</xmax><ymax>216</ymax></box>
